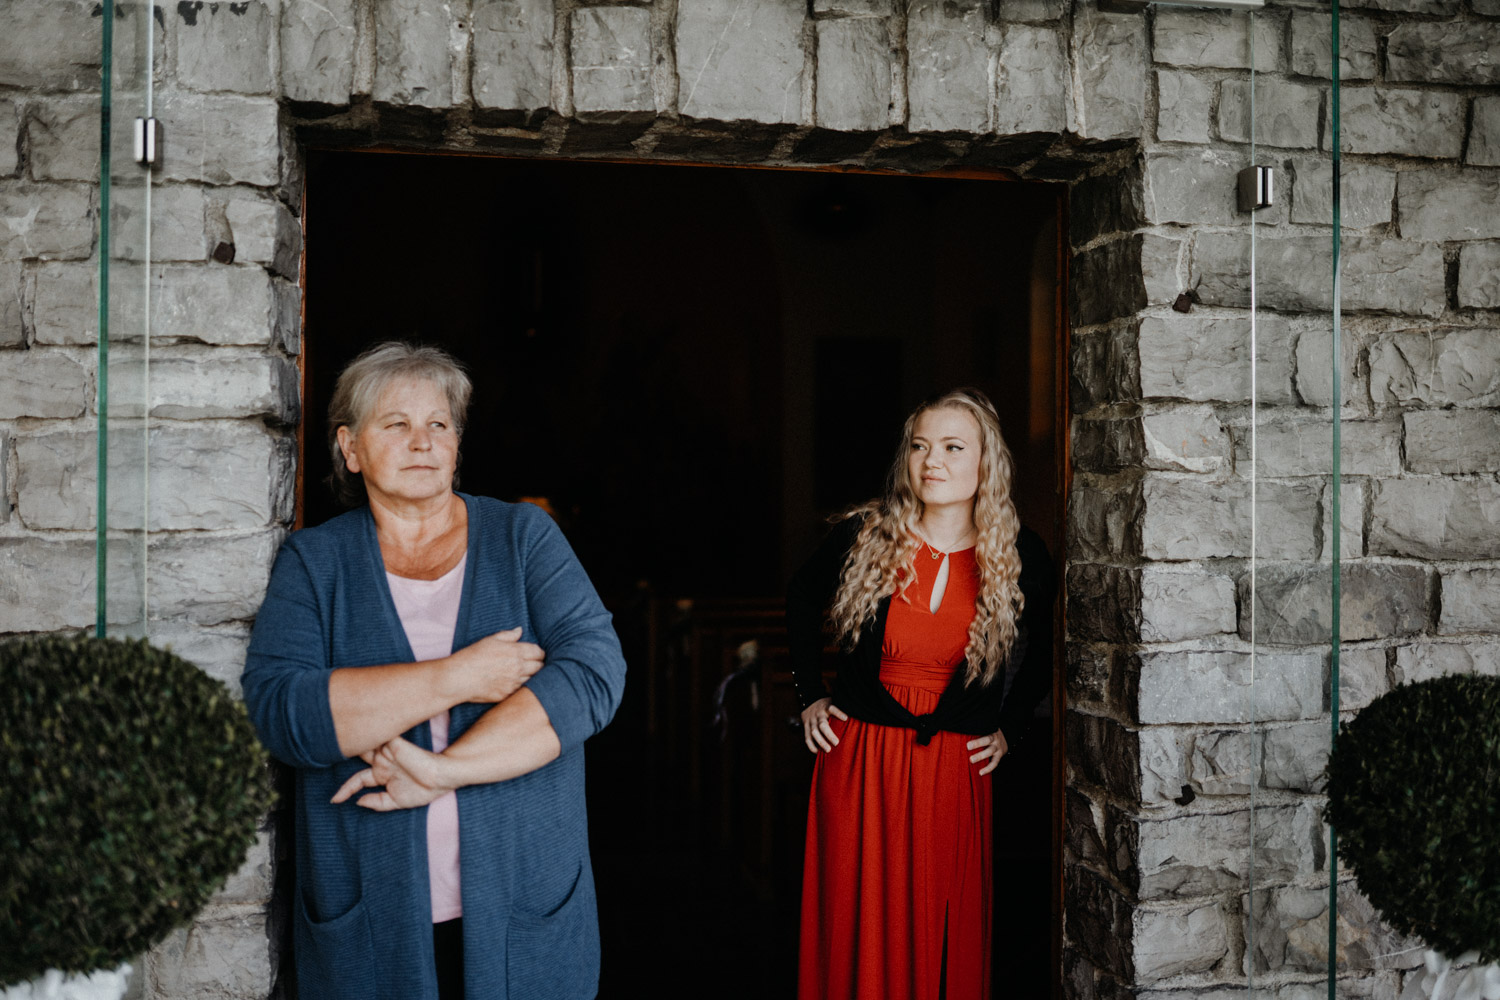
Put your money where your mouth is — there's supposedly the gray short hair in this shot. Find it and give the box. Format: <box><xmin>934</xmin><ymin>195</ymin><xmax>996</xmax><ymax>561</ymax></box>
<box><xmin>326</xmin><ymin>341</ymin><xmax>473</xmax><ymax>507</ymax></box>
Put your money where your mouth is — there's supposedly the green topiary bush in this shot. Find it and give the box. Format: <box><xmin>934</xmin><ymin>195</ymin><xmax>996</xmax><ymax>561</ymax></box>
<box><xmin>1324</xmin><ymin>673</ymin><xmax>1500</xmax><ymax>962</ymax></box>
<box><xmin>0</xmin><ymin>635</ymin><xmax>275</xmax><ymax>986</ymax></box>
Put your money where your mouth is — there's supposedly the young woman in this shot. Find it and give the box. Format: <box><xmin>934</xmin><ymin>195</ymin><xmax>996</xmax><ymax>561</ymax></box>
<box><xmin>788</xmin><ymin>388</ymin><xmax>1055</xmax><ymax>1000</ymax></box>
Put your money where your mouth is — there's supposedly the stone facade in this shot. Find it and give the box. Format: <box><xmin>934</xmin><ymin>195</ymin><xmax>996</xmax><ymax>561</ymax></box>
<box><xmin>2</xmin><ymin>0</ymin><xmax>1497</xmax><ymax>997</ymax></box>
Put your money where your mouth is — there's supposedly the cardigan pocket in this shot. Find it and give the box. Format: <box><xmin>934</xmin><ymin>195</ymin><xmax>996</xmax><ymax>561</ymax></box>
<box><xmin>506</xmin><ymin>862</ymin><xmax>599</xmax><ymax>999</ymax></box>
<box><xmin>296</xmin><ymin>887</ymin><xmax>376</xmax><ymax>1000</ymax></box>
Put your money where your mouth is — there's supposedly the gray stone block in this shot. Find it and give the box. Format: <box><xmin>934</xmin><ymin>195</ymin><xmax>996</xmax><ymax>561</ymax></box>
<box><xmin>815</xmin><ymin>18</ymin><xmax>891</xmax><ymax>132</ymax></box>
<box><xmin>1137</xmin><ymin>313</ymin><xmax>1296</xmax><ymax>406</ymax></box>
<box><xmin>1067</xmin><ymin>564</ymin><xmax>1143</xmax><ymax>643</ymax></box>
<box><xmin>1471</xmin><ymin>98</ymin><xmax>1500</xmax><ymax>168</ymax></box>
<box><xmin>173</xmin><ymin>0</ymin><xmax>277</xmax><ymax>94</ymax></box>
<box><xmin>999</xmin><ymin>0</ymin><xmax>1065</xmax><ymax>22</ymax></box>
<box><xmin>813</xmin><ymin>0</ymin><xmax>893</xmax><ymax>12</ymax></box>
<box><xmin>1371</xmin><ymin>477</ymin><xmax>1500</xmax><ymax>559</ymax></box>
<box><xmin>1440</xmin><ymin>568</ymin><xmax>1500</xmax><ymax>634</ymax></box>
<box><xmin>1344</xmin><ymin>0</ymin><xmax>1457</xmax><ymax>11</ymax></box>
<box><xmin>1069</xmin><ymin>482</ymin><xmax>1143</xmax><ymax>561</ymax></box>
<box><xmin>1218</xmin><ymin>78</ymin><xmax>1322</xmax><ymax>150</ymax></box>
<box><xmin>1321</xmin><ymin>480</ymin><xmax>1365</xmax><ymax>561</ymax></box>
<box><xmin>30</xmin><ymin>262</ymin><xmax>96</xmax><ymax>345</ymax></box>
<box><xmin>907</xmin><ymin>0</ymin><xmax>989</xmax><ymax>134</ymax></box>
<box><xmin>16</xmin><ymin>424</ymin><xmax>285</xmax><ymax>531</ymax></box>
<box><xmin>1388</xmin><ymin>23</ymin><xmax>1500</xmax><ymax>86</ymax></box>
<box><xmin>1458</xmin><ymin>244</ymin><xmax>1500</xmax><ymax>308</ymax></box>
<box><xmin>114</xmin><ymin>184</ymin><xmax>206</xmax><ymax>263</ymax></box>
<box><xmin>472</xmin><ymin>0</ymin><xmax>554</xmax><ymax>112</ymax></box>
<box><xmin>994</xmin><ymin>24</ymin><xmax>1068</xmax><ymax>135</ymax></box>
<box><xmin>0</xmin><ymin>262</ymin><xmax>23</xmax><ymax>347</ymax></box>
<box><xmin>1138</xmin><ymin>649</ymin><xmax>1322</xmax><ymax>724</ymax></box>
<box><xmin>26</xmin><ymin>97</ymin><xmax>99</xmax><ymax>183</ymax></box>
<box><xmin>1139</xmin><ymin>567</ymin><xmax>1236</xmax><ymax>642</ymax></box>
<box><xmin>1071</xmin><ymin>3</ymin><xmax>1146</xmax><ymax>140</ymax></box>
<box><xmin>148</xmin><ymin>904</ymin><xmax>272</xmax><ymax>998</ymax></box>
<box><xmin>1240</xmin><ymin>563</ymin><xmax>1429</xmax><ymax>645</ymax></box>
<box><xmin>1141</xmin><ymin>406</ymin><xmax>1231</xmax><ymax>474</ymax></box>
<box><xmin>1066</xmin><ymin>711</ymin><xmax>1142</xmax><ymax>799</ymax></box>
<box><xmin>149</xmin><ymin>531</ymin><xmax>283</xmax><ymax>626</ymax></box>
<box><xmin>1133</xmin><ymin>902</ymin><xmax>1230</xmax><ymax>982</ymax></box>
<box><xmin>1234</xmin><ymin>418</ymin><xmax>1401</xmax><ymax>477</ymax></box>
<box><xmin>1188</xmin><ymin>729</ymin><xmax>1257</xmax><ymax>798</ymax></box>
<box><xmin>0</xmin><ymin>0</ymin><xmax>100</xmax><ymax>90</ymax></box>
<box><xmin>155</xmin><ymin>93</ymin><xmax>281</xmax><ymax>187</ymax></box>
<box><xmin>1143</xmin><ymin>148</ymin><xmax>1245</xmax><ymax>226</ymax></box>
<box><xmin>1340</xmin><ymin>88</ymin><xmax>1465</xmax><ymax>159</ymax></box>
<box><xmin>1478</xmin><ymin>0</ymin><xmax>1500</xmax><ymax>13</ymax></box>
<box><xmin>1155</xmin><ymin>70</ymin><xmax>1212</xmax><ymax>145</ymax></box>
<box><xmin>1072</xmin><ymin>237</ymin><xmax>1147</xmax><ymax>326</ymax></box>
<box><xmin>1192</xmin><ymin>234</ymin><xmax>1446</xmax><ymax>318</ymax></box>
<box><xmin>1291</xmin><ymin>158</ymin><xmax>1394</xmax><ymax>229</ymax></box>
<box><xmin>1140</xmin><ymin>234</ymin><xmax>1183</xmax><ymax>307</ymax></box>
<box><xmin>1131</xmin><ymin>804</ymin><xmax>1321</xmax><ymax>899</ymax></box>
<box><xmin>1072</xmin><ymin>414</ymin><xmax>1143</xmax><ymax>474</ymax></box>
<box><xmin>1142</xmin><ymin>476</ymin><xmax>1319</xmax><ymax>560</ymax></box>
<box><xmin>149</xmin><ymin>622</ymin><xmax>255</xmax><ymax>697</ymax></box>
<box><xmin>281</xmin><ymin>0</ymin><xmax>357</xmax><ymax>105</ymax></box>
<box><xmin>678</xmin><ymin>0</ymin><xmax>805</xmax><ymax>124</ymax></box>
<box><xmin>214</xmin><ymin>831</ymin><xmax>273</xmax><ymax>904</ymax></box>
<box><xmin>1369</xmin><ymin>326</ymin><xmax>1500</xmax><ymax>406</ymax></box>
<box><xmin>0</xmin><ymin>350</ymin><xmax>90</xmax><ymax>418</ymax></box>
<box><xmin>1250</xmin><ymin>884</ymin><xmax>1425</xmax><ymax>975</ymax></box>
<box><xmin>572</xmin><ymin>7</ymin><xmax>654</xmax><ymax>114</ymax></box>
<box><xmin>373</xmin><ymin>0</ymin><xmax>454</xmax><ymax>107</ymax></box>
<box><xmin>1070</xmin><ymin>323</ymin><xmax>1138</xmax><ymax>411</ymax></box>
<box><xmin>152</xmin><ymin>265</ymin><xmax>283</xmax><ymax>346</ymax></box>
<box><xmin>0</xmin><ymin>183</ymin><xmax>93</xmax><ymax>262</ymax></box>
<box><xmin>112</xmin><ymin>355</ymin><xmax>298</xmax><ymax>422</ymax></box>
<box><xmin>1152</xmin><ymin>8</ymin><xmax>1282</xmax><ymax>71</ymax></box>
<box><xmin>0</xmin><ymin>100</ymin><xmax>17</xmax><ymax>177</ymax></box>
<box><xmin>222</xmin><ymin>191</ymin><xmax>301</xmax><ymax>279</ymax></box>
<box><xmin>1399</xmin><ymin>170</ymin><xmax>1500</xmax><ymax>242</ymax></box>
<box><xmin>1403</xmin><ymin>409</ymin><xmax>1500</xmax><ymax>474</ymax></box>
<box><xmin>1289</xmin><ymin>12</ymin><xmax>1378</xmax><ymax>81</ymax></box>
<box><xmin>0</xmin><ymin>537</ymin><xmax>94</xmax><ymax>632</ymax></box>
<box><xmin>1394</xmin><ymin>639</ymin><xmax>1500</xmax><ymax>685</ymax></box>
<box><xmin>1339</xmin><ymin>645</ymin><xmax>1389</xmax><ymax>713</ymax></box>
<box><xmin>1294</xmin><ymin>324</ymin><xmax>1362</xmax><ymax>407</ymax></box>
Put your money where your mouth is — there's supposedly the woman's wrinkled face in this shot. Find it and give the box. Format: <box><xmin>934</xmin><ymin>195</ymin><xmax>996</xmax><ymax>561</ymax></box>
<box><xmin>336</xmin><ymin>377</ymin><xmax>458</xmax><ymax>508</ymax></box>
<box><xmin>908</xmin><ymin>406</ymin><xmax>982</xmax><ymax>512</ymax></box>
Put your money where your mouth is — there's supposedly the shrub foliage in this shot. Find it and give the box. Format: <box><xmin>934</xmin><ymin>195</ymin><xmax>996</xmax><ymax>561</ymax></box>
<box><xmin>1324</xmin><ymin>673</ymin><xmax>1500</xmax><ymax>962</ymax></box>
<box><xmin>0</xmin><ymin>635</ymin><xmax>274</xmax><ymax>985</ymax></box>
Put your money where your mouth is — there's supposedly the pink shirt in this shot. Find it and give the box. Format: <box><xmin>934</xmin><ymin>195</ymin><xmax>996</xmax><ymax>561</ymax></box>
<box><xmin>386</xmin><ymin>555</ymin><xmax>467</xmax><ymax>923</ymax></box>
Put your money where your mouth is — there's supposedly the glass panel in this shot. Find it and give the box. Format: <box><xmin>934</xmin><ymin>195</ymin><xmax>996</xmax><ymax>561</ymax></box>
<box><xmin>1243</xmin><ymin>1</ymin><xmax>1343</xmax><ymax>997</ymax></box>
<box><xmin>97</xmin><ymin>1</ymin><xmax>156</xmax><ymax>637</ymax></box>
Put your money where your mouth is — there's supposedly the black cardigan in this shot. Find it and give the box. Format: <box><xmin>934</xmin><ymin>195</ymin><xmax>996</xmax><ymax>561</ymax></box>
<box><xmin>786</xmin><ymin>516</ymin><xmax>1056</xmax><ymax>748</ymax></box>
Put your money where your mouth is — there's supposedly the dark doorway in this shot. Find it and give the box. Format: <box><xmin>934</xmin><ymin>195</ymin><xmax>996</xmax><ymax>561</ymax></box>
<box><xmin>301</xmin><ymin>150</ymin><xmax>1064</xmax><ymax>998</ymax></box>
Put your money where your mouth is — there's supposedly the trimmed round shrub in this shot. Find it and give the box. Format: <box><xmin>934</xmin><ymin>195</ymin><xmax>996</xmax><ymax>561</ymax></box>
<box><xmin>1324</xmin><ymin>673</ymin><xmax>1500</xmax><ymax>962</ymax></box>
<box><xmin>0</xmin><ymin>635</ymin><xmax>275</xmax><ymax>986</ymax></box>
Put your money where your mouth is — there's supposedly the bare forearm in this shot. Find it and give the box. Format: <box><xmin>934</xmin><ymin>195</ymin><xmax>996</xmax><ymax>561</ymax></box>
<box><xmin>329</xmin><ymin>661</ymin><xmax>462</xmax><ymax>757</ymax></box>
<box><xmin>440</xmin><ymin>688</ymin><xmax>561</xmax><ymax>786</ymax></box>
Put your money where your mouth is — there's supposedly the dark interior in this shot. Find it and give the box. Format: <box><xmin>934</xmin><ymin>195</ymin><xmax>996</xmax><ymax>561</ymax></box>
<box><xmin>301</xmin><ymin>149</ymin><xmax>1064</xmax><ymax>998</ymax></box>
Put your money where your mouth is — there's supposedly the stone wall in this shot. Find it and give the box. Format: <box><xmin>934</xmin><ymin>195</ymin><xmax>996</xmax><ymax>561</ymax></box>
<box><xmin>1</xmin><ymin>0</ymin><xmax>1496</xmax><ymax>997</ymax></box>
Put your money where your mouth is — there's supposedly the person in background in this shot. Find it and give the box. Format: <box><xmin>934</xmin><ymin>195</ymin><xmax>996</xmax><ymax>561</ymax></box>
<box><xmin>789</xmin><ymin>387</ymin><xmax>1055</xmax><ymax>1000</ymax></box>
<box><xmin>244</xmin><ymin>341</ymin><xmax>626</xmax><ymax>1000</ymax></box>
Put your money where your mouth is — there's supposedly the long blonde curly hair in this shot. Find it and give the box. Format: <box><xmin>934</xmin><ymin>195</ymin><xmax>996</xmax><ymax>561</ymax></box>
<box><xmin>828</xmin><ymin>388</ymin><xmax>1024</xmax><ymax>687</ymax></box>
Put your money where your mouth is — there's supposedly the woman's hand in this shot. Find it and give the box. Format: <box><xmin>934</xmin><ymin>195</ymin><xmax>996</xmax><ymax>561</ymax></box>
<box><xmin>330</xmin><ymin>736</ymin><xmax>453</xmax><ymax>811</ymax></box>
<box><xmin>801</xmin><ymin>697</ymin><xmax>849</xmax><ymax>753</ymax></box>
<box><xmin>967</xmin><ymin>729</ymin><xmax>1009</xmax><ymax>775</ymax></box>
<box><xmin>445</xmin><ymin>628</ymin><xmax>546</xmax><ymax>704</ymax></box>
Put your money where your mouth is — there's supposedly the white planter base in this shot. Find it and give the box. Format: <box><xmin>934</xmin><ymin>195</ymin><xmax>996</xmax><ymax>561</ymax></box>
<box><xmin>1</xmin><ymin>964</ymin><xmax>131</xmax><ymax>1000</ymax></box>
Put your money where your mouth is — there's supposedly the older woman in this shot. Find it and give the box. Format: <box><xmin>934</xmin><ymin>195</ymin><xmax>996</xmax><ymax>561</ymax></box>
<box><xmin>243</xmin><ymin>342</ymin><xmax>626</xmax><ymax>1000</ymax></box>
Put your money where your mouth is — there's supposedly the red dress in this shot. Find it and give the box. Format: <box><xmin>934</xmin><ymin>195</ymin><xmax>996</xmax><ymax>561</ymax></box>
<box><xmin>798</xmin><ymin>549</ymin><xmax>991</xmax><ymax>1000</ymax></box>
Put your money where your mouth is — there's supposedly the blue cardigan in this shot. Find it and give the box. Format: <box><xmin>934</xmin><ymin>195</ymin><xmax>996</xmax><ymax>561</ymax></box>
<box><xmin>243</xmin><ymin>495</ymin><xmax>626</xmax><ymax>1000</ymax></box>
